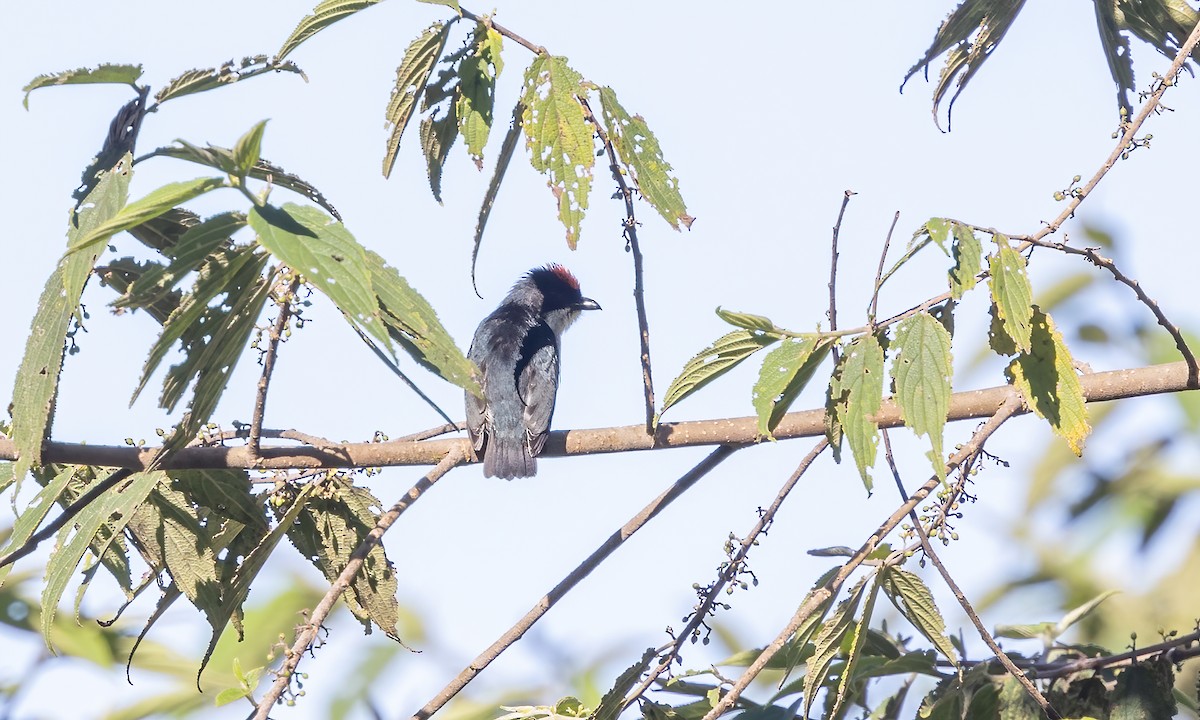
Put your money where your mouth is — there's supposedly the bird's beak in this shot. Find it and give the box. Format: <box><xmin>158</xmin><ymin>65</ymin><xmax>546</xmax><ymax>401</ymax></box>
<box><xmin>578</xmin><ymin>297</ymin><xmax>601</xmax><ymax>311</ymax></box>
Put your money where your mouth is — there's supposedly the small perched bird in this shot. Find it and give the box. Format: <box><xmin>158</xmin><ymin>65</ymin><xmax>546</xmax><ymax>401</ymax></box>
<box><xmin>466</xmin><ymin>264</ymin><xmax>601</xmax><ymax>479</ymax></box>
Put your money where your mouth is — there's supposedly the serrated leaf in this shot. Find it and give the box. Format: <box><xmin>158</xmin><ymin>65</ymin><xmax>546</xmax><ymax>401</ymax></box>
<box><xmin>598</xmin><ymin>86</ymin><xmax>693</xmax><ymax>231</ymax></box>
<box><xmin>472</xmin><ymin>101</ymin><xmax>525</xmax><ymax>289</ymax></box>
<box><xmin>457</xmin><ymin>25</ymin><xmax>504</xmax><ymax>168</ymax></box>
<box><xmin>829</xmin><ymin>333</ymin><xmax>886</xmax><ymax>491</ymax></box>
<box><xmin>383</xmin><ymin>22</ymin><xmax>452</xmax><ymax>178</ymax></box>
<box><xmin>250</xmin><ymin>203</ymin><xmax>390</xmax><ymax>350</ymax></box>
<box><xmin>420</xmin><ymin>102</ymin><xmax>459</xmax><ymax>203</ymax></box>
<box><xmin>520</xmin><ymin>56</ymin><xmax>594</xmax><ymax>248</ymax></box>
<box><xmin>10</xmin><ymin>156</ymin><xmax>130</xmax><ymax>488</ymax></box>
<box><xmin>23</xmin><ymin>64</ymin><xmax>143</xmax><ymax>109</ymax></box>
<box><xmin>922</xmin><ymin>218</ymin><xmax>951</xmax><ymax>252</ymax></box>
<box><xmin>277</xmin><ymin>0</ymin><xmax>383</xmax><ymax>61</ymax></box>
<box><xmin>365</xmin><ymin>249</ymin><xmax>479</xmax><ymax>393</ymax></box>
<box><xmin>752</xmin><ymin>337</ymin><xmax>832</xmax><ymax>439</ymax></box>
<box><xmin>0</xmin><ymin>466</ymin><xmax>76</xmax><ymax>588</ymax></box>
<box><xmin>881</xmin><ymin>568</ymin><xmax>958</xmax><ymax>666</ymax></box>
<box><xmin>42</xmin><ymin>471</ymin><xmax>162</xmax><ymax>651</ymax></box>
<box><xmin>901</xmin><ymin>2</ymin><xmax>1027</xmax><ymax>130</ymax></box>
<box><xmin>154</xmin><ymin>56</ymin><xmax>305</xmax><ymax>105</ymax></box>
<box><xmin>891</xmin><ymin>313</ymin><xmax>953</xmax><ymax>483</ymax></box>
<box><xmin>803</xmin><ymin>575</ymin><xmax>869</xmax><ymax>719</ymax></box>
<box><xmin>591</xmin><ymin>649</ymin><xmax>656</xmax><ymax>720</ymax></box>
<box><xmin>715</xmin><ymin>307</ymin><xmax>777</xmax><ymax>333</ymax></box>
<box><xmin>659</xmin><ymin>330</ymin><xmax>779</xmax><ymax>419</ymax></box>
<box><xmin>1111</xmin><ymin>658</ymin><xmax>1176</xmax><ymax>720</ymax></box>
<box><xmin>828</xmin><ymin>574</ymin><xmax>882</xmax><ymax>718</ymax></box>
<box><xmin>67</xmin><ymin>176</ymin><xmax>227</xmax><ymax>259</ymax></box>
<box><xmin>1005</xmin><ymin>307</ymin><xmax>1090</xmax><ymax>456</ymax></box>
<box><xmin>949</xmin><ymin>222</ymin><xmax>982</xmax><ymax>299</ymax></box>
<box><xmin>148</xmin><ymin>143</ymin><xmax>341</xmax><ymax>219</ymax></box>
<box><xmin>232</xmin><ymin>120</ymin><xmax>268</xmax><ymax>178</ymax></box>
<box><xmin>118</xmin><ymin>212</ymin><xmax>246</xmax><ymax>310</ymax></box>
<box><xmin>126</xmin><ymin>207</ymin><xmax>201</xmax><ymax>255</ymax></box>
<box><xmin>988</xmin><ymin>234</ymin><xmax>1034</xmax><ymax>353</ymax></box>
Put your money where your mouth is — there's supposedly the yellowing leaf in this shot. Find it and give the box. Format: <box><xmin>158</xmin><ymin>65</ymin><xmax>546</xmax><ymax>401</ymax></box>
<box><xmin>891</xmin><ymin>313</ymin><xmax>953</xmax><ymax>483</ymax></box>
<box><xmin>1006</xmin><ymin>306</ymin><xmax>1090</xmax><ymax>455</ymax></box>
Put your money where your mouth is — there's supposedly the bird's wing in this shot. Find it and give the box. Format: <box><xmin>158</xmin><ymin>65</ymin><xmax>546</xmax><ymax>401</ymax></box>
<box><xmin>517</xmin><ymin>323</ymin><xmax>560</xmax><ymax>457</ymax></box>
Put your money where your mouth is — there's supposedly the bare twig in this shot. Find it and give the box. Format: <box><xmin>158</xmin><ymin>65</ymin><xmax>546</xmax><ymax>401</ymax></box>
<box><xmin>882</xmin><ymin>431</ymin><xmax>1059</xmax><ymax>718</ymax></box>
<box><xmin>869</xmin><ymin>211</ymin><xmax>902</xmax><ymax>325</ymax></box>
<box><xmin>410</xmin><ymin>445</ymin><xmax>740</xmax><ymax>720</ymax></box>
<box><xmin>392</xmin><ymin>422</ymin><xmax>462</xmax><ymax>443</ymax></box>
<box><xmin>248</xmin><ymin>276</ymin><xmax>300</xmax><ymax>463</ymax></box>
<box><xmin>621</xmin><ymin>439</ymin><xmax>829</xmax><ymax>711</ymax></box>
<box><xmin>458</xmin><ymin>7</ymin><xmax>547</xmax><ymax>56</ymax></box>
<box><xmin>252</xmin><ymin>447</ymin><xmax>466</xmax><ymax>720</ymax></box>
<box><xmin>700</xmin><ymin>393</ymin><xmax>1025</xmax><ymax>720</ymax></box>
<box><xmin>579</xmin><ymin>96</ymin><xmax>657</xmax><ymax>434</ymax></box>
<box><xmin>347</xmin><ymin>322</ymin><xmax>458</xmax><ymax>429</ymax></box>
<box><xmin>828</xmin><ymin>191</ymin><xmax>855</xmax><ymax>338</ymax></box>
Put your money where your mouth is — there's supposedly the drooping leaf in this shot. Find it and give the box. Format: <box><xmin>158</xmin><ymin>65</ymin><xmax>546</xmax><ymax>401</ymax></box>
<box><xmin>1095</xmin><ymin>0</ymin><xmax>1200</xmax><ymax>119</ymax></box>
<box><xmin>752</xmin><ymin>336</ymin><xmax>832</xmax><ymax>439</ymax></box>
<box><xmin>828</xmin><ymin>333</ymin><xmax>886</xmax><ymax>491</ymax></box>
<box><xmin>42</xmin><ymin>471</ymin><xmax>163</xmax><ymax>651</ymax></box>
<box><xmin>286</xmin><ymin>478</ymin><xmax>399</xmax><ymax>636</ymax></box>
<box><xmin>472</xmin><ymin>101</ymin><xmax>525</xmax><ymax>290</ymax></box>
<box><xmin>891</xmin><ymin>313</ymin><xmax>953</xmax><ymax>483</ymax></box>
<box><xmin>0</xmin><ymin>466</ymin><xmax>77</xmax><ymax>588</ymax></box>
<box><xmin>659</xmin><ymin>330</ymin><xmax>779</xmax><ymax>420</ymax></box>
<box><xmin>802</xmin><ymin>575</ymin><xmax>870</xmax><ymax>719</ymax></box>
<box><xmin>881</xmin><ymin>568</ymin><xmax>958</xmax><ymax>666</ymax></box>
<box><xmin>383</xmin><ymin>22</ymin><xmax>453</xmax><ymax>178</ymax></box>
<box><xmin>457</xmin><ymin>25</ymin><xmax>504</xmax><ymax>168</ymax></box>
<box><xmin>277</xmin><ymin>0</ymin><xmax>384</xmax><ymax>61</ymax></box>
<box><xmin>1006</xmin><ymin>306</ymin><xmax>1090</xmax><ymax>456</ymax></box>
<box><xmin>118</xmin><ymin>212</ymin><xmax>247</xmax><ymax>310</ymax></box>
<box><xmin>9</xmin><ymin>156</ymin><xmax>131</xmax><ymax>488</ymax></box>
<box><xmin>22</xmin><ymin>64</ymin><xmax>143</xmax><ymax>109</ymax></box>
<box><xmin>154</xmin><ymin>56</ymin><xmax>305</xmax><ymax>105</ymax></box>
<box><xmin>949</xmin><ymin>222</ymin><xmax>982</xmax><ymax>299</ymax></box>
<box><xmin>147</xmin><ymin>143</ymin><xmax>341</xmax><ymax>219</ymax></box>
<box><xmin>598</xmin><ymin>86</ymin><xmax>693</xmax><ymax>231</ymax></box>
<box><xmin>420</xmin><ymin>98</ymin><xmax>460</xmax><ymax>203</ymax></box>
<box><xmin>520</xmin><ymin>56</ymin><xmax>594</xmax><ymax>248</ymax></box>
<box><xmin>988</xmin><ymin>234</ymin><xmax>1034</xmax><ymax>353</ymax></box>
<box><xmin>901</xmin><ymin>1</ymin><xmax>1028</xmax><ymax>130</ymax></box>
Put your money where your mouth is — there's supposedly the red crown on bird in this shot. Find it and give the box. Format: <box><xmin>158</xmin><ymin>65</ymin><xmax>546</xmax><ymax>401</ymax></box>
<box><xmin>539</xmin><ymin>263</ymin><xmax>580</xmax><ymax>290</ymax></box>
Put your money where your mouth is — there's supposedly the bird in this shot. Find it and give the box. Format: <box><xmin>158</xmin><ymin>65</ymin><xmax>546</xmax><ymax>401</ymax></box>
<box><xmin>465</xmin><ymin>264</ymin><xmax>601</xmax><ymax>479</ymax></box>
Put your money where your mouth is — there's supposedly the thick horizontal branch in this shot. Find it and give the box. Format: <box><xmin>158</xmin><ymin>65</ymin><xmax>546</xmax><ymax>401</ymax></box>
<box><xmin>1</xmin><ymin>361</ymin><xmax>1193</xmax><ymax>472</ymax></box>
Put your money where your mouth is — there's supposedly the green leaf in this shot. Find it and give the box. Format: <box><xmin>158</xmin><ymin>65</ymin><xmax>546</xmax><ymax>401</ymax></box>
<box><xmin>520</xmin><ymin>56</ymin><xmax>594</xmax><ymax>248</ymax></box>
<box><xmin>365</xmin><ymin>249</ymin><xmax>479</xmax><ymax>393</ymax></box>
<box><xmin>802</xmin><ymin>575</ymin><xmax>869</xmax><ymax>719</ymax></box>
<box><xmin>828</xmin><ymin>333</ymin><xmax>886</xmax><ymax>491</ymax></box>
<box><xmin>997</xmin><ymin>674</ymin><xmax>1041</xmax><ymax>719</ymax></box>
<box><xmin>23</xmin><ymin>64</ymin><xmax>143</xmax><ymax>108</ymax></box>
<box><xmin>215</xmin><ymin>687</ymin><xmax>250</xmax><ymax>707</ymax></box>
<box><xmin>988</xmin><ymin>234</ymin><xmax>1034</xmax><ymax>354</ymax></box>
<box><xmin>715</xmin><ymin>307</ymin><xmax>777</xmax><ymax>333</ymax></box>
<box><xmin>9</xmin><ymin>156</ymin><xmax>131</xmax><ymax>488</ymax></box>
<box><xmin>250</xmin><ymin>203</ymin><xmax>390</xmax><ymax>349</ymax></box>
<box><xmin>891</xmin><ymin>313</ymin><xmax>953</xmax><ymax>483</ymax></box>
<box><xmin>457</xmin><ymin>25</ymin><xmax>504</xmax><ymax>168</ymax></box>
<box><xmin>901</xmin><ymin>1</ymin><xmax>1027</xmax><ymax>130</ymax></box>
<box><xmin>589</xmin><ymin>649</ymin><xmax>656</xmax><ymax>720</ymax></box>
<box><xmin>1005</xmin><ymin>307</ymin><xmax>1090</xmax><ymax>456</ymax></box>
<box><xmin>829</xmin><ymin>574</ymin><xmax>882</xmax><ymax>718</ymax></box>
<box><xmin>118</xmin><ymin>212</ymin><xmax>247</xmax><ymax>310</ymax></box>
<box><xmin>0</xmin><ymin>466</ymin><xmax>76</xmax><ymax>588</ymax></box>
<box><xmin>232</xmin><ymin>120</ymin><xmax>268</xmax><ymax>178</ymax></box>
<box><xmin>42</xmin><ymin>471</ymin><xmax>162</xmax><ymax>651</ymax></box>
<box><xmin>752</xmin><ymin>337</ymin><xmax>832</xmax><ymax>439</ymax></box>
<box><xmin>598</xmin><ymin>86</ymin><xmax>693</xmax><ymax>231</ymax></box>
<box><xmin>1056</xmin><ymin>589</ymin><xmax>1118</xmax><ymax>636</ymax></box>
<box><xmin>922</xmin><ymin>218</ymin><xmax>951</xmax><ymax>252</ymax></box>
<box><xmin>68</xmin><ymin>176</ymin><xmax>227</xmax><ymax>258</ymax></box>
<box><xmin>420</xmin><ymin>96</ymin><xmax>459</xmax><ymax>203</ymax></box>
<box><xmin>417</xmin><ymin>0</ymin><xmax>460</xmax><ymax>9</ymax></box>
<box><xmin>659</xmin><ymin>330</ymin><xmax>779</xmax><ymax>420</ymax></box>
<box><xmin>277</xmin><ymin>0</ymin><xmax>383</xmax><ymax>61</ymax></box>
<box><xmin>881</xmin><ymin>568</ymin><xmax>958</xmax><ymax>666</ymax></box>
<box><xmin>1111</xmin><ymin>658</ymin><xmax>1176</xmax><ymax>720</ymax></box>
<box><xmin>383</xmin><ymin>22</ymin><xmax>452</xmax><ymax>178</ymax></box>
<box><xmin>154</xmin><ymin>56</ymin><xmax>305</xmax><ymax>105</ymax></box>
<box><xmin>949</xmin><ymin>222</ymin><xmax>982</xmax><ymax>300</ymax></box>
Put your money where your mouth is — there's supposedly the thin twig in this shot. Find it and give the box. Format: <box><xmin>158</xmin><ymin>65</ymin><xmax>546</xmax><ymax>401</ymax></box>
<box><xmin>700</xmin><ymin>393</ymin><xmax>1025</xmax><ymax>720</ymax></box>
<box><xmin>458</xmin><ymin>7</ymin><xmax>547</xmax><ymax>56</ymax></box>
<box><xmin>869</xmin><ymin>211</ymin><xmax>902</xmax><ymax>325</ymax></box>
<box><xmin>828</xmin><ymin>191</ymin><xmax>855</xmax><ymax>339</ymax></box>
<box><xmin>579</xmin><ymin>96</ymin><xmax>657</xmax><ymax>434</ymax></box>
<box><xmin>248</xmin><ymin>276</ymin><xmax>300</xmax><ymax>463</ymax></box>
<box><xmin>882</xmin><ymin>431</ymin><xmax>1059</xmax><ymax>718</ymax></box>
<box><xmin>0</xmin><ymin>468</ymin><xmax>134</xmax><ymax>569</ymax></box>
<box><xmin>251</xmin><ymin>447</ymin><xmax>466</xmax><ymax>720</ymax></box>
<box><xmin>410</xmin><ymin>445</ymin><xmax>740</xmax><ymax>720</ymax></box>
<box><xmin>348</xmin><ymin>322</ymin><xmax>458</xmax><ymax>429</ymax></box>
<box><xmin>621</xmin><ymin>439</ymin><xmax>829</xmax><ymax>711</ymax></box>
<box><xmin>392</xmin><ymin>422</ymin><xmax>462</xmax><ymax>443</ymax></box>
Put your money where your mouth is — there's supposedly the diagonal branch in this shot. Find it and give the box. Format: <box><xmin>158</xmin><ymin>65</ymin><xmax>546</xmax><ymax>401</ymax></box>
<box><xmin>248</xmin><ymin>275</ymin><xmax>300</xmax><ymax>463</ymax></box>
<box><xmin>252</xmin><ymin>447</ymin><xmax>466</xmax><ymax>720</ymax></box>
<box><xmin>409</xmin><ymin>444</ymin><xmax>740</xmax><ymax>720</ymax></box>
<box><xmin>699</xmin><ymin>392</ymin><xmax>1025</xmax><ymax>720</ymax></box>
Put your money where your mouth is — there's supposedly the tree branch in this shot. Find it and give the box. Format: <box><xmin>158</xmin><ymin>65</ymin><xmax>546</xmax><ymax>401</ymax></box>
<box><xmin>409</xmin><ymin>444</ymin><xmax>740</xmax><ymax>720</ymax></box>
<box><xmin>252</xmin><ymin>447</ymin><xmax>466</xmax><ymax>720</ymax></box>
<box><xmin>5</xmin><ymin>361</ymin><xmax>1192</xmax><ymax>472</ymax></box>
<box><xmin>248</xmin><ymin>276</ymin><xmax>300</xmax><ymax>463</ymax></box>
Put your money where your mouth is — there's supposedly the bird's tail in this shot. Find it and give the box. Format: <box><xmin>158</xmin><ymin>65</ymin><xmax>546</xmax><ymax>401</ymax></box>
<box><xmin>483</xmin><ymin>434</ymin><xmax>536</xmax><ymax>479</ymax></box>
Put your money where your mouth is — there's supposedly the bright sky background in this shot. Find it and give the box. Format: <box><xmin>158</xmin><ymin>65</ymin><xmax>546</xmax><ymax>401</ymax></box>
<box><xmin>4</xmin><ymin>2</ymin><xmax>1200</xmax><ymax>718</ymax></box>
